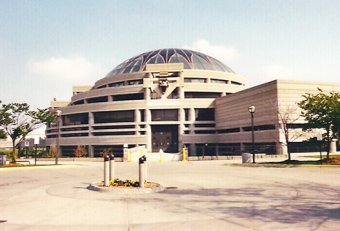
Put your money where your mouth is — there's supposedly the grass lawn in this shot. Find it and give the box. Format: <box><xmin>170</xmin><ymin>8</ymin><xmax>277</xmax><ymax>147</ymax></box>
<box><xmin>232</xmin><ymin>158</ymin><xmax>340</xmax><ymax>167</ymax></box>
<box><xmin>303</xmin><ymin>154</ymin><xmax>340</xmax><ymax>158</ymax></box>
<box><xmin>0</xmin><ymin>163</ymin><xmax>58</xmax><ymax>168</ymax></box>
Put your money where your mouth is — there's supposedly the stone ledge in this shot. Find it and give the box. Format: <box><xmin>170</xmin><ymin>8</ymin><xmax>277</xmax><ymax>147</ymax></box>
<box><xmin>87</xmin><ymin>182</ymin><xmax>164</xmax><ymax>194</ymax></box>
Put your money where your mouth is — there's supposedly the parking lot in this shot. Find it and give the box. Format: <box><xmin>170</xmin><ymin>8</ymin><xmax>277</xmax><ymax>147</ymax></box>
<box><xmin>1</xmin><ymin>160</ymin><xmax>340</xmax><ymax>230</ymax></box>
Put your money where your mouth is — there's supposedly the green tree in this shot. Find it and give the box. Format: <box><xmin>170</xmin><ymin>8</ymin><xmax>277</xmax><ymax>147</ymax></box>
<box><xmin>0</xmin><ymin>103</ymin><xmax>55</xmax><ymax>163</ymax></box>
<box><xmin>298</xmin><ymin>89</ymin><xmax>340</xmax><ymax>159</ymax></box>
<box><xmin>0</xmin><ymin>130</ymin><xmax>6</xmax><ymax>139</ymax></box>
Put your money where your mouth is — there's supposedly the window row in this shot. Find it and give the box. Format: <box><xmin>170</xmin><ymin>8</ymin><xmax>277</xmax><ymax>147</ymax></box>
<box><xmin>60</xmin><ymin>109</ymin><xmax>215</xmax><ymax>126</ymax></box>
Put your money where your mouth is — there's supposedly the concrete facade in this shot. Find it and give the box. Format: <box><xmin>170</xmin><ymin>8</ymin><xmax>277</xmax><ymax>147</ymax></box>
<box><xmin>46</xmin><ymin>49</ymin><xmax>246</xmax><ymax>157</ymax></box>
<box><xmin>216</xmin><ymin>79</ymin><xmax>340</xmax><ymax>154</ymax></box>
<box><xmin>45</xmin><ymin>48</ymin><xmax>340</xmax><ymax>158</ymax></box>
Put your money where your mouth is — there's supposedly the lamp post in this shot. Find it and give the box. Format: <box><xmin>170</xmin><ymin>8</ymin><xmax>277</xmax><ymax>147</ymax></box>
<box><xmin>248</xmin><ymin>105</ymin><xmax>256</xmax><ymax>163</ymax></box>
<box><xmin>34</xmin><ymin>137</ymin><xmax>39</xmax><ymax>166</ymax></box>
<box><xmin>55</xmin><ymin>110</ymin><xmax>62</xmax><ymax>165</ymax></box>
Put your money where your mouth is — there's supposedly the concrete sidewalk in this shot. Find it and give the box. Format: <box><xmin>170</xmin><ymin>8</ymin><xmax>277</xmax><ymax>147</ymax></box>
<box><xmin>1</xmin><ymin>160</ymin><xmax>340</xmax><ymax>230</ymax></box>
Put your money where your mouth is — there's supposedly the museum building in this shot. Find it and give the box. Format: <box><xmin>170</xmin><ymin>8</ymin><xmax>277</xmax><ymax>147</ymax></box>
<box><xmin>45</xmin><ymin>48</ymin><xmax>340</xmax><ymax>158</ymax></box>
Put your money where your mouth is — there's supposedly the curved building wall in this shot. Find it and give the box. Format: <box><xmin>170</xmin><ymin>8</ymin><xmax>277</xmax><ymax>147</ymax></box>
<box><xmin>46</xmin><ymin>61</ymin><xmax>246</xmax><ymax>157</ymax></box>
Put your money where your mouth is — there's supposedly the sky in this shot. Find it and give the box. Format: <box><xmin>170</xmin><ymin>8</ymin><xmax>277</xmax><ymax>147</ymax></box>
<box><xmin>1</xmin><ymin>0</ymin><xmax>340</xmax><ymax>110</ymax></box>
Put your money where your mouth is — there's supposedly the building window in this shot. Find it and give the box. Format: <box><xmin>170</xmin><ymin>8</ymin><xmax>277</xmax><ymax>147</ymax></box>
<box><xmin>151</xmin><ymin>109</ymin><xmax>178</xmax><ymax>121</ymax></box>
<box><xmin>217</xmin><ymin>128</ymin><xmax>240</xmax><ymax>133</ymax></box>
<box><xmin>128</xmin><ymin>79</ymin><xmax>143</xmax><ymax>85</ymax></box>
<box><xmin>63</xmin><ymin>113</ymin><xmax>89</xmax><ymax>125</ymax></box>
<box><xmin>109</xmin><ymin>81</ymin><xmax>125</xmax><ymax>87</ymax></box>
<box><xmin>140</xmin><ymin>109</ymin><xmax>145</xmax><ymax>122</ymax></box>
<box><xmin>73</xmin><ymin>100</ymin><xmax>84</xmax><ymax>105</ymax></box>
<box><xmin>195</xmin><ymin>109</ymin><xmax>215</xmax><ymax>121</ymax></box>
<box><xmin>211</xmin><ymin>79</ymin><xmax>227</xmax><ymax>84</ymax></box>
<box><xmin>87</xmin><ymin>96</ymin><xmax>108</xmax><ymax>104</ymax></box>
<box><xmin>93</xmin><ymin>110</ymin><xmax>135</xmax><ymax>123</ymax></box>
<box><xmin>112</xmin><ymin>93</ymin><xmax>144</xmax><ymax>101</ymax></box>
<box><xmin>184</xmin><ymin>78</ymin><xmax>206</xmax><ymax>83</ymax></box>
<box><xmin>184</xmin><ymin>109</ymin><xmax>189</xmax><ymax>121</ymax></box>
<box><xmin>231</xmin><ymin>81</ymin><xmax>242</xmax><ymax>85</ymax></box>
<box><xmin>242</xmin><ymin>124</ymin><xmax>276</xmax><ymax>132</ymax></box>
<box><xmin>185</xmin><ymin>92</ymin><xmax>221</xmax><ymax>99</ymax></box>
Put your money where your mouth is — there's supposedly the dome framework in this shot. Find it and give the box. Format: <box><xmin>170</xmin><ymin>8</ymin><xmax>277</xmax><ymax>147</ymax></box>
<box><xmin>108</xmin><ymin>48</ymin><xmax>235</xmax><ymax>76</ymax></box>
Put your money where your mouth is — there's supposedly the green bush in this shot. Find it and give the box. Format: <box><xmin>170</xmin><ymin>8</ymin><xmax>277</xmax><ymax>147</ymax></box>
<box><xmin>109</xmin><ymin>178</ymin><xmax>140</xmax><ymax>187</ymax></box>
<box><xmin>0</xmin><ymin>150</ymin><xmax>12</xmax><ymax>157</ymax></box>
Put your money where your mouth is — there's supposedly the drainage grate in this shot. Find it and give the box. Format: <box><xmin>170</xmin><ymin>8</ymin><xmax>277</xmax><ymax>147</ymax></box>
<box><xmin>165</xmin><ymin>187</ymin><xmax>178</xmax><ymax>190</ymax></box>
<box><xmin>0</xmin><ymin>220</ymin><xmax>7</xmax><ymax>223</ymax></box>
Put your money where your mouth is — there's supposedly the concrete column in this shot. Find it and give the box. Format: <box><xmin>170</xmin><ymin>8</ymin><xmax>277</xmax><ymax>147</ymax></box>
<box><xmin>145</xmin><ymin>109</ymin><xmax>152</xmax><ymax>152</ymax></box>
<box><xmin>135</xmin><ymin>109</ymin><xmax>141</xmax><ymax>135</ymax></box>
<box><xmin>178</xmin><ymin>71</ymin><xmax>185</xmax><ymax>100</ymax></box>
<box><xmin>145</xmin><ymin>87</ymin><xmax>151</xmax><ymax>100</ymax></box>
<box><xmin>88</xmin><ymin>145</ymin><xmax>94</xmax><ymax>158</ymax></box>
<box><xmin>178</xmin><ymin>108</ymin><xmax>185</xmax><ymax>151</ymax></box>
<box><xmin>330</xmin><ymin>139</ymin><xmax>338</xmax><ymax>153</ymax></box>
<box><xmin>88</xmin><ymin>112</ymin><xmax>94</xmax><ymax>136</ymax></box>
<box><xmin>108</xmin><ymin>95</ymin><xmax>113</xmax><ymax>101</ymax></box>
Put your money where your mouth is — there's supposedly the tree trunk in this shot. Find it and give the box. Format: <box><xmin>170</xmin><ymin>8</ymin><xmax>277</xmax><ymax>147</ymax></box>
<box><xmin>11</xmin><ymin>139</ymin><xmax>16</xmax><ymax>163</ymax></box>
<box><xmin>327</xmin><ymin>141</ymin><xmax>330</xmax><ymax>159</ymax></box>
<box><xmin>287</xmin><ymin>142</ymin><xmax>291</xmax><ymax>161</ymax></box>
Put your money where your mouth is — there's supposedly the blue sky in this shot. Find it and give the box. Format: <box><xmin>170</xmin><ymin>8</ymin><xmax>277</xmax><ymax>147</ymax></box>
<box><xmin>1</xmin><ymin>0</ymin><xmax>340</xmax><ymax>109</ymax></box>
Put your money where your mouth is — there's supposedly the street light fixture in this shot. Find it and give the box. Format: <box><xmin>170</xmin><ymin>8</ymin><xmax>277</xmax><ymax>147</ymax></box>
<box><xmin>55</xmin><ymin>109</ymin><xmax>62</xmax><ymax>165</ymax></box>
<box><xmin>248</xmin><ymin>105</ymin><xmax>256</xmax><ymax>163</ymax></box>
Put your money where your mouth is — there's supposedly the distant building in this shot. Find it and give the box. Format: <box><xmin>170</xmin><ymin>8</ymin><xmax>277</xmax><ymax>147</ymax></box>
<box><xmin>45</xmin><ymin>48</ymin><xmax>340</xmax><ymax>158</ymax></box>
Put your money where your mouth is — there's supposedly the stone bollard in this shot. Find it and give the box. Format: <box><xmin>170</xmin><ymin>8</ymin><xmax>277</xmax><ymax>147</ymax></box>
<box><xmin>104</xmin><ymin>154</ymin><xmax>110</xmax><ymax>187</ymax></box>
<box><xmin>139</xmin><ymin>155</ymin><xmax>147</xmax><ymax>188</ymax></box>
<box><xmin>109</xmin><ymin>154</ymin><xmax>115</xmax><ymax>181</ymax></box>
<box><xmin>182</xmin><ymin>147</ymin><xmax>188</xmax><ymax>162</ymax></box>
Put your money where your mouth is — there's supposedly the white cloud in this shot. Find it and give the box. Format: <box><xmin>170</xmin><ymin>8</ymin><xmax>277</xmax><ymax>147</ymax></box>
<box><xmin>261</xmin><ymin>64</ymin><xmax>294</xmax><ymax>81</ymax></box>
<box><xmin>27</xmin><ymin>56</ymin><xmax>101</xmax><ymax>82</ymax></box>
<box><xmin>183</xmin><ymin>39</ymin><xmax>239</xmax><ymax>63</ymax></box>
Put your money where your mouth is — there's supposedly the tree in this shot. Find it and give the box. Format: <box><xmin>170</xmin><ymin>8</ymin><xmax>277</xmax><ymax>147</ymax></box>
<box><xmin>298</xmin><ymin>89</ymin><xmax>340</xmax><ymax>159</ymax></box>
<box><xmin>276</xmin><ymin>104</ymin><xmax>308</xmax><ymax>161</ymax></box>
<box><xmin>0</xmin><ymin>103</ymin><xmax>55</xmax><ymax>163</ymax></box>
<box><xmin>0</xmin><ymin>129</ymin><xmax>6</xmax><ymax>139</ymax></box>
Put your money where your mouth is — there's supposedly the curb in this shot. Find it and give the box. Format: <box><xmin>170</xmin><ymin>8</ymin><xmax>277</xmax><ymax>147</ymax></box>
<box><xmin>87</xmin><ymin>182</ymin><xmax>165</xmax><ymax>194</ymax></box>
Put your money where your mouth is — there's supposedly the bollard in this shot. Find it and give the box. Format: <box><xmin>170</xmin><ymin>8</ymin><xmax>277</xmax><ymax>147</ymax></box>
<box><xmin>109</xmin><ymin>154</ymin><xmax>115</xmax><ymax>181</ymax></box>
<box><xmin>104</xmin><ymin>154</ymin><xmax>110</xmax><ymax>187</ymax></box>
<box><xmin>139</xmin><ymin>155</ymin><xmax>147</xmax><ymax>188</ymax></box>
<box><xmin>128</xmin><ymin>149</ymin><xmax>132</xmax><ymax>163</ymax></box>
<box><xmin>182</xmin><ymin>147</ymin><xmax>187</xmax><ymax>162</ymax></box>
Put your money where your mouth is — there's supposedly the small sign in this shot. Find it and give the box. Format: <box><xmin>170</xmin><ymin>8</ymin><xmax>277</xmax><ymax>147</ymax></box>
<box><xmin>24</xmin><ymin>141</ymin><xmax>29</xmax><ymax>147</ymax></box>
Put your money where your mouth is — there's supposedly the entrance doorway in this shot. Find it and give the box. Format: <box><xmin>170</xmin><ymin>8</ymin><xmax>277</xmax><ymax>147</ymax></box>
<box><xmin>151</xmin><ymin>125</ymin><xmax>178</xmax><ymax>153</ymax></box>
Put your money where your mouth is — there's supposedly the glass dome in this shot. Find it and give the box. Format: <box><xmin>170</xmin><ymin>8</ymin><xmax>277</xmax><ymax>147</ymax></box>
<box><xmin>108</xmin><ymin>48</ymin><xmax>235</xmax><ymax>76</ymax></box>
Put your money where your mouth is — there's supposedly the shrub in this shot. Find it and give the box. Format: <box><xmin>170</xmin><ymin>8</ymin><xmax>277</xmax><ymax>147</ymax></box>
<box><xmin>100</xmin><ymin>148</ymin><xmax>112</xmax><ymax>157</ymax></box>
<box><xmin>74</xmin><ymin>145</ymin><xmax>87</xmax><ymax>157</ymax></box>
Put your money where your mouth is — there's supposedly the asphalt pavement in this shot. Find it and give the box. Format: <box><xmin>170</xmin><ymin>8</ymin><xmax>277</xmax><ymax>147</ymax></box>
<box><xmin>1</xmin><ymin>158</ymin><xmax>340</xmax><ymax>231</ymax></box>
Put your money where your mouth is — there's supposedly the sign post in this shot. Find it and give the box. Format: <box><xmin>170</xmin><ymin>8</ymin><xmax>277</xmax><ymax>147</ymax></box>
<box><xmin>34</xmin><ymin>138</ymin><xmax>39</xmax><ymax>166</ymax></box>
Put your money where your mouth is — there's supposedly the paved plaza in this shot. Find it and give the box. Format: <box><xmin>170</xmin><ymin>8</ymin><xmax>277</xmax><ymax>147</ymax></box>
<box><xmin>1</xmin><ymin>159</ymin><xmax>340</xmax><ymax>230</ymax></box>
